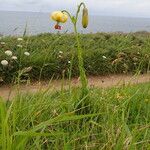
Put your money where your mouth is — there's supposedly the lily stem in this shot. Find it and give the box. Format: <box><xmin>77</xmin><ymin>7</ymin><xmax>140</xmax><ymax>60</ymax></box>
<box><xmin>62</xmin><ymin>2</ymin><xmax>88</xmax><ymax>97</ymax></box>
<box><xmin>73</xmin><ymin>24</ymin><xmax>88</xmax><ymax>97</ymax></box>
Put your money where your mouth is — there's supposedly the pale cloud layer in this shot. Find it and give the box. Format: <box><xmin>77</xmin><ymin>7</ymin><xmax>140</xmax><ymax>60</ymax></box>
<box><xmin>1</xmin><ymin>0</ymin><xmax>150</xmax><ymax>18</ymax></box>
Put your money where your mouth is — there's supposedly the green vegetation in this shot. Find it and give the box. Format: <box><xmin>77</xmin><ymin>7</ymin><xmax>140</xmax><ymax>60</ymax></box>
<box><xmin>1</xmin><ymin>3</ymin><xmax>150</xmax><ymax>149</ymax></box>
<box><xmin>0</xmin><ymin>32</ymin><xmax>150</xmax><ymax>83</ymax></box>
<box><xmin>0</xmin><ymin>32</ymin><xmax>150</xmax><ymax>149</ymax></box>
<box><xmin>0</xmin><ymin>83</ymin><xmax>150</xmax><ymax>149</ymax></box>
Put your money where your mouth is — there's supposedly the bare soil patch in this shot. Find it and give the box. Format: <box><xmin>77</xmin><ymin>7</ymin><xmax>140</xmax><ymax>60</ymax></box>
<box><xmin>0</xmin><ymin>74</ymin><xmax>150</xmax><ymax>100</ymax></box>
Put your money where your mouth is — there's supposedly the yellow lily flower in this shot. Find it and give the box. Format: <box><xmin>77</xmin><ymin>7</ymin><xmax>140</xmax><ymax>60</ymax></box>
<box><xmin>51</xmin><ymin>11</ymin><xmax>68</xmax><ymax>23</ymax></box>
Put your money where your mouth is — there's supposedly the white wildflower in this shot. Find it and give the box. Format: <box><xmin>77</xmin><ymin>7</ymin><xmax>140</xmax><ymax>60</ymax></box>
<box><xmin>1</xmin><ymin>42</ymin><xmax>5</xmax><ymax>45</ymax></box>
<box><xmin>58</xmin><ymin>55</ymin><xmax>62</xmax><ymax>58</ymax></box>
<box><xmin>11</xmin><ymin>56</ymin><xmax>17</xmax><ymax>60</ymax></box>
<box><xmin>1</xmin><ymin>60</ymin><xmax>8</xmax><ymax>66</ymax></box>
<box><xmin>24</xmin><ymin>52</ymin><xmax>30</xmax><ymax>56</ymax></box>
<box><xmin>17</xmin><ymin>44</ymin><xmax>23</xmax><ymax>48</ymax></box>
<box><xmin>102</xmin><ymin>56</ymin><xmax>107</xmax><ymax>59</ymax></box>
<box><xmin>5</xmin><ymin>50</ymin><xmax>13</xmax><ymax>56</ymax></box>
<box><xmin>59</xmin><ymin>51</ymin><xmax>63</xmax><ymax>54</ymax></box>
<box><xmin>68</xmin><ymin>61</ymin><xmax>71</xmax><ymax>64</ymax></box>
<box><xmin>17</xmin><ymin>37</ymin><xmax>23</xmax><ymax>41</ymax></box>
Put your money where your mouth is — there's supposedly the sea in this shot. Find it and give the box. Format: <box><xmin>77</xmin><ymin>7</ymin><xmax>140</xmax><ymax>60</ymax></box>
<box><xmin>1</xmin><ymin>11</ymin><xmax>150</xmax><ymax>36</ymax></box>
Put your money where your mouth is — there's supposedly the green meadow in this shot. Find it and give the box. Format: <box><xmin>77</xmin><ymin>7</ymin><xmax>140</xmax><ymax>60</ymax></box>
<box><xmin>0</xmin><ymin>32</ymin><xmax>150</xmax><ymax>149</ymax></box>
<box><xmin>0</xmin><ymin>32</ymin><xmax>150</xmax><ymax>83</ymax></box>
<box><xmin>0</xmin><ymin>83</ymin><xmax>150</xmax><ymax>149</ymax></box>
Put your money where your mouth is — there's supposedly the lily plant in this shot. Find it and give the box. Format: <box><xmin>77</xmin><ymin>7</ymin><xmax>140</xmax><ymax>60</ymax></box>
<box><xmin>51</xmin><ymin>2</ymin><xmax>89</xmax><ymax>98</ymax></box>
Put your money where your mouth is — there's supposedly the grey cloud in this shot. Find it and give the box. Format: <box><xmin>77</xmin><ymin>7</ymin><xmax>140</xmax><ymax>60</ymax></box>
<box><xmin>0</xmin><ymin>0</ymin><xmax>150</xmax><ymax>17</ymax></box>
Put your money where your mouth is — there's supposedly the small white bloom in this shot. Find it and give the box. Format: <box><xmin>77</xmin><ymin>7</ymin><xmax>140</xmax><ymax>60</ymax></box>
<box><xmin>1</xmin><ymin>60</ymin><xmax>8</xmax><ymax>66</ymax></box>
<box><xmin>17</xmin><ymin>37</ymin><xmax>23</xmax><ymax>41</ymax></box>
<box><xmin>102</xmin><ymin>56</ymin><xmax>107</xmax><ymax>59</ymax></box>
<box><xmin>24</xmin><ymin>52</ymin><xmax>30</xmax><ymax>56</ymax></box>
<box><xmin>58</xmin><ymin>55</ymin><xmax>61</xmax><ymax>58</ymax></box>
<box><xmin>17</xmin><ymin>44</ymin><xmax>23</xmax><ymax>48</ymax></box>
<box><xmin>5</xmin><ymin>50</ymin><xmax>13</xmax><ymax>56</ymax></box>
<box><xmin>1</xmin><ymin>42</ymin><xmax>5</xmax><ymax>45</ymax></box>
<box><xmin>59</xmin><ymin>51</ymin><xmax>63</xmax><ymax>54</ymax></box>
<box><xmin>11</xmin><ymin>56</ymin><xmax>17</xmax><ymax>60</ymax></box>
<box><xmin>68</xmin><ymin>61</ymin><xmax>71</xmax><ymax>64</ymax></box>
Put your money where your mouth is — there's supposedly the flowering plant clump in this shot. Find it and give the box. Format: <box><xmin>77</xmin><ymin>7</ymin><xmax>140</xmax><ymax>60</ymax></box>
<box><xmin>1</xmin><ymin>49</ymin><xmax>17</xmax><ymax>67</ymax></box>
<box><xmin>51</xmin><ymin>3</ymin><xmax>89</xmax><ymax>98</ymax></box>
<box><xmin>51</xmin><ymin>2</ymin><xmax>89</xmax><ymax>114</ymax></box>
<box><xmin>0</xmin><ymin>37</ymin><xmax>31</xmax><ymax>84</ymax></box>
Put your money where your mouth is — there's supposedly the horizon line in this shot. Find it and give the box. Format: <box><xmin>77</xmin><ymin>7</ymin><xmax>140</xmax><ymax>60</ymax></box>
<box><xmin>0</xmin><ymin>9</ymin><xmax>150</xmax><ymax>19</ymax></box>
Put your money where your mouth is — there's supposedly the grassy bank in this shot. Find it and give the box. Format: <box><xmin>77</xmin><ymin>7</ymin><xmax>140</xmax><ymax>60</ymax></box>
<box><xmin>0</xmin><ymin>32</ymin><xmax>150</xmax><ymax>83</ymax></box>
<box><xmin>0</xmin><ymin>82</ymin><xmax>150</xmax><ymax>149</ymax></box>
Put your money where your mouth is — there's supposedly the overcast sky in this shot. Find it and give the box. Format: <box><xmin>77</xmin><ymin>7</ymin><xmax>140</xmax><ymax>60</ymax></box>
<box><xmin>1</xmin><ymin>0</ymin><xmax>150</xmax><ymax>18</ymax></box>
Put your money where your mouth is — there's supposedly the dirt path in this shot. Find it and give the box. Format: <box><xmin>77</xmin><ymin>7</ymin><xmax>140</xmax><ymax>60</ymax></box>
<box><xmin>0</xmin><ymin>74</ymin><xmax>150</xmax><ymax>100</ymax></box>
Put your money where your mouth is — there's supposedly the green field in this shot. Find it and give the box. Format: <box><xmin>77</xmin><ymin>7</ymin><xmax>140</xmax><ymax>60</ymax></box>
<box><xmin>0</xmin><ymin>32</ymin><xmax>150</xmax><ymax>149</ymax></box>
<box><xmin>0</xmin><ymin>83</ymin><xmax>150</xmax><ymax>149</ymax></box>
<box><xmin>0</xmin><ymin>32</ymin><xmax>150</xmax><ymax>83</ymax></box>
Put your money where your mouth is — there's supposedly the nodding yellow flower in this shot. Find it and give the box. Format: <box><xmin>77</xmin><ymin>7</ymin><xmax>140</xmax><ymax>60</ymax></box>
<box><xmin>51</xmin><ymin>11</ymin><xmax>68</xmax><ymax>23</ymax></box>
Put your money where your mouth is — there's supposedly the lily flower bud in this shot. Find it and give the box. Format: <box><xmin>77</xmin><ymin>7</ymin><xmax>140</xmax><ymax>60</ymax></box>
<box><xmin>82</xmin><ymin>8</ymin><xmax>89</xmax><ymax>28</ymax></box>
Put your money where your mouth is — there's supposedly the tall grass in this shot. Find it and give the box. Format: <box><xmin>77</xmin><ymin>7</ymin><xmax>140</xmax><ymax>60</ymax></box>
<box><xmin>0</xmin><ymin>83</ymin><xmax>150</xmax><ymax>149</ymax></box>
<box><xmin>0</xmin><ymin>32</ymin><xmax>150</xmax><ymax>84</ymax></box>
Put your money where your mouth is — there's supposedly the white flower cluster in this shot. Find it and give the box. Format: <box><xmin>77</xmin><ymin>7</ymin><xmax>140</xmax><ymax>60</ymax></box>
<box><xmin>5</xmin><ymin>50</ymin><xmax>13</xmax><ymax>56</ymax></box>
<box><xmin>1</xmin><ymin>49</ymin><xmax>30</xmax><ymax>66</ymax></box>
<box><xmin>24</xmin><ymin>52</ymin><xmax>30</xmax><ymax>56</ymax></box>
<box><xmin>17</xmin><ymin>44</ymin><xmax>23</xmax><ymax>48</ymax></box>
<box><xmin>1</xmin><ymin>50</ymin><xmax>18</xmax><ymax>66</ymax></box>
<box><xmin>102</xmin><ymin>56</ymin><xmax>107</xmax><ymax>59</ymax></box>
<box><xmin>12</xmin><ymin>56</ymin><xmax>17</xmax><ymax>60</ymax></box>
<box><xmin>1</xmin><ymin>60</ymin><xmax>8</xmax><ymax>66</ymax></box>
<box><xmin>1</xmin><ymin>38</ymin><xmax>32</xmax><ymax>87</ymax></box>
<box><xmin>1</xmin><ymin>42</ymin><xmax>5</xmax><ymax>45</ymax></box>
<box><xmin>17</xmin><ymin>37</ymin><xmax>23</xmax><ymax>41</ymax></box>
